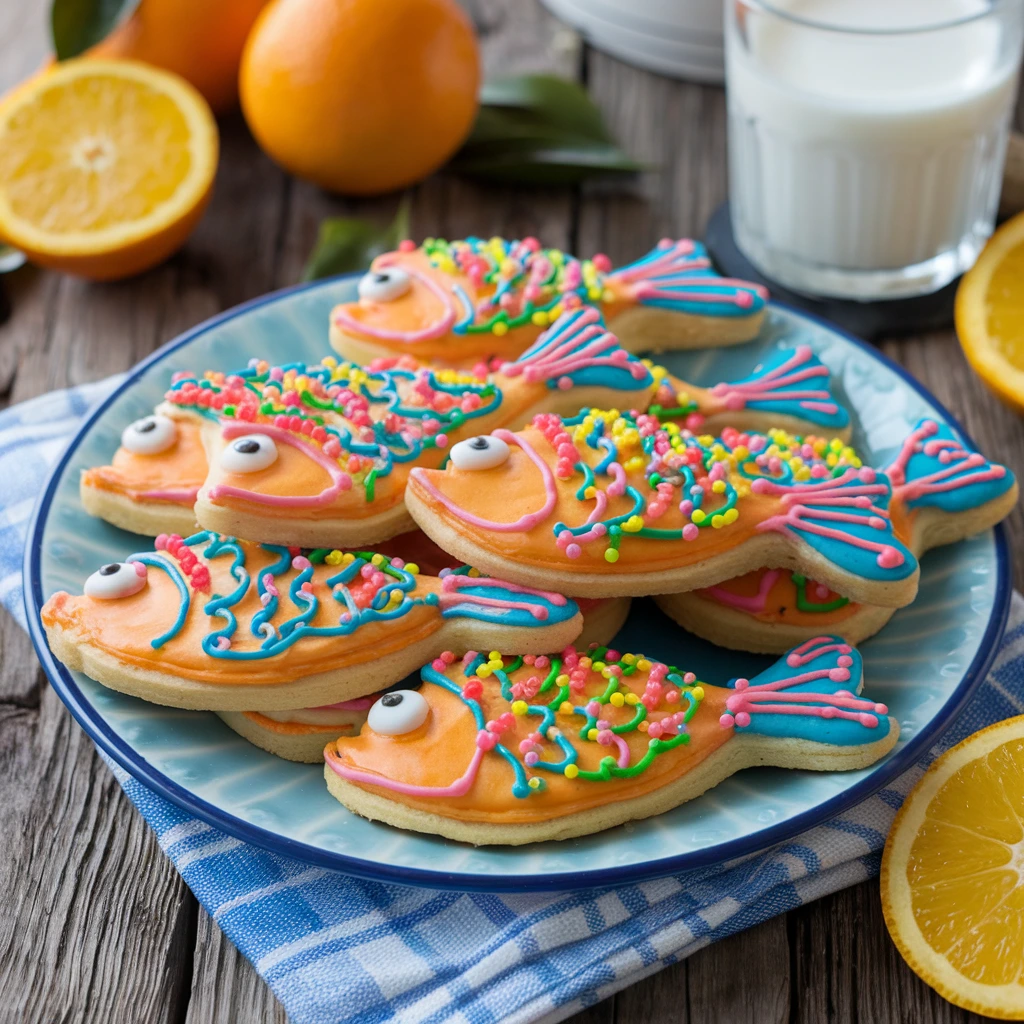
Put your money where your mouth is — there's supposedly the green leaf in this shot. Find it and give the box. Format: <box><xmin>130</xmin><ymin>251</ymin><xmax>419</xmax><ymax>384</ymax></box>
<box><xmin>301</xmin><ymin>197</ymin><xmax>411</xmax><ymax>282</ymax></box>
<box><xmin>479</xmin><ymin>75</ymin><xmax>612</xmax><ymax>144</ymax></box>
<box><xmin>51</xmin><ymin>0</ymin><xmax>141</xmax><ymax>60</ymax></box>
<box><xmin>449</xmin><ymin>144</ymin><xmax>643</xmax><ymax>186</ymax></box>
<box><xmin>453</xmin><ymin>74</ymin><xmax>642</xmax><ymax>186</ymax></box>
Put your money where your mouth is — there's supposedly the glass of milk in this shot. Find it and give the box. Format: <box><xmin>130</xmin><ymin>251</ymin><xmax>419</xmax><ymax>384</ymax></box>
<box><xmin>726</xmin><ymin>0</ymin><xmax>1024</xmax><ymax>299</ymax></box>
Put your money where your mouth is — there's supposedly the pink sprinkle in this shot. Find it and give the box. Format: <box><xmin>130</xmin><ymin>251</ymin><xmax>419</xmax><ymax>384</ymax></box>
<box><xmin>292</xmin><ymin>556</ymin><xmax>311</xmax><ymax>571</ymax></box>
<box><xmin>131</xmin><ymin>561</ymin><xmax>147</xmax><ymax>578</ymax></box>
<box><xmin>735</xmin><ymin>712</ymin><xmax>751</xmax><ymax>727</ymax></box>
<box><xmin>720</xmin><ymin>714</ymin><xmax>734</xmax><ymax>728</ymax></box>
<box><xmin>155</xmin><ymin>534</ymin><xmax>168</xmax><ymax>550</ymax></box>
<box><xmin>682</xmin><ymin>523</ymin><xmax>699</xmax><ymax>541</ymax></box>
<box><xmin>566</xmin><ymin>543</ymin><xmax>582</xmax><ymax>559</ymax></box>
<box><xmin>398</xmin><ymin>239</ymin><xmax>416</xmax><ymax>252</ymax></box>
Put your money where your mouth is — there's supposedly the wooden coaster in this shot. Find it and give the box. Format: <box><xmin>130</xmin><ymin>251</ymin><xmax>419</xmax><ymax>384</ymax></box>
<box><xmin>704</xmin><ymin>202</ymin><xmax>957</xmax><ymax>342</ymax></box>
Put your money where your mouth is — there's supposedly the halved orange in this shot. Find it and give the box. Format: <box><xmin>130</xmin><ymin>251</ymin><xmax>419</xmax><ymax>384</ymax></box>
<box><xmin>0</xmin><ymin>60</ymin><xmax>218</xmax><ymax>281</ymax></box>
<box><xmin>956</xmin><ymin>211</ymin><xmax>1024</xmax><ymax>414</ymax></box>
<box><xmin>881</xmin><ymin>715</ymin><xmax>1024</xmax><ymax>1018</ymax></box>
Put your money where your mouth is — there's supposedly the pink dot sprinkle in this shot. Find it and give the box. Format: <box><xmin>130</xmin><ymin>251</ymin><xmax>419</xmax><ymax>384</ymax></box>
<box><xmin>292</xmin><ymin>556</ymin><xmax>311</xmax><ymax>571</ymax></box>
<box><xmin>682</xmin><ymin>523</ymin><xmax>699</xmax><ymax>541</ymax></box>
<box><xmin>566</xmin><ymin>543</ymin><xmax>582</xmax><ymax>559</ymax></box>
<box><xmin>735</xmin><ymin>712</ymin><xmax>751</xmax><ymax>727</ymax></box>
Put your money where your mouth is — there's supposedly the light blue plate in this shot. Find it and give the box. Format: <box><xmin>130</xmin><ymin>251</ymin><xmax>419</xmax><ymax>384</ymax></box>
<box><xmin>25</xmin><ymin>275</ymin><xmax>1011</xmax><ymax>891</ymax></box>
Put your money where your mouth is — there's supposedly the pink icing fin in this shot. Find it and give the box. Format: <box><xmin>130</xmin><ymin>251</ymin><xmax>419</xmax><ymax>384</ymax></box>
<box><xmin>709</xmin><ymin>345</ymin><xmax>839</xmax><ymax>415</ymax></box>
<box><xmin>704</xmin><ymin>569</ymin><xmax>782</xmax><ymax>613</ymax></box>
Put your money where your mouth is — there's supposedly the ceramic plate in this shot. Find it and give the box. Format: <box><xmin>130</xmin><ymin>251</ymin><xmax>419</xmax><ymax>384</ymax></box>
<box><xmin>25</xmin><ymin>274</ymin><xmax>1010</xmax><ymax>891</ymax></box>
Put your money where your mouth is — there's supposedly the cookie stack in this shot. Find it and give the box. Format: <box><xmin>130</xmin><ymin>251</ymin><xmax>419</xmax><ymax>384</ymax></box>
<box><xmin>41</xmin><ymin>236</ymin><xmax>1017</xmax><ymax>844</ymax></box>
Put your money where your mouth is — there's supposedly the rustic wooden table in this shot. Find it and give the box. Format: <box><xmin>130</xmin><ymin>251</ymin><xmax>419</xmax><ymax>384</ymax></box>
<box><xmin>2</xmin><ymin>1</ymin><xmax>1022</xmax><ymax>1021</ymax></box>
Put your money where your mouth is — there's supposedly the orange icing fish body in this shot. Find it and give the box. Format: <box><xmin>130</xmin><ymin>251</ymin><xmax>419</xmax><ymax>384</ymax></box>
<box><xmin>40</xmin><ymin>533</ymin><xmax>582</xmax><ymax>709</ymax></box>
<box><xmin>329</xmin><ymin>236</ymin><xmax>769</xmax><ymax>367</ymax></box>
<box><xmin>406</xmin><ymin>410</ymin><xmax>920</xmax><ymax>605</ymax></box>
<box><xmin>324</xmin><ymin>636</ymin><xmax>896</xmax><ymax>837</ymax></box>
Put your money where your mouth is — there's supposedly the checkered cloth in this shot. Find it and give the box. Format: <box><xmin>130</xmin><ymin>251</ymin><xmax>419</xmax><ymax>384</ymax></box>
<box><xmin>4</xmin><ymin>379</ymin><xmax>1023</xmax><ymax>1024</ymax></box>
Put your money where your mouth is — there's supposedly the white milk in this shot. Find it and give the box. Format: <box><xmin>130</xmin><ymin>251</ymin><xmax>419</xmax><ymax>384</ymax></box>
<box><xmin>726</xmin><ymin>0</ymin><xmax>1023</xmax><ymax>297</ymax></box>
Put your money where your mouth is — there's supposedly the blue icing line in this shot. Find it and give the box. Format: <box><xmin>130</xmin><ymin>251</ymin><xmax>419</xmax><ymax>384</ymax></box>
<box><xmin>725</xmin><ymin>637</ymin><xmax>890</xmax><ymax>747</ymax></box>
<box><xmin>125</xmin><ymin>553</ymin><xmax>191</xmax><ymax>650</ymax></box>
<box><xmin>614</xmin><ymin>241</ymin><xmax>767</xmax><ymax>318</ymax></box>
<box><xmin>509</xmin><ymin>307</ymin><xmax>654</xmax><ymax>392</ymax></box>
<box><xmin>439</xmin><ymin>583</ymin><xmax>580</xmax><ymax>627</ymax></box>
<box><xmin>768</xmin><ymin>471</ymin><xmax>918</xmax><ymax>582</ymax></box>
<box><xmin>726</xmin><ymin>347</ymin><xmax>850</xmax><ymax>431</ymax></box>
<box><xmin>887</xmin><ymin>418</ymin><xmax>1016</xmax><ymax>513</ymax></box>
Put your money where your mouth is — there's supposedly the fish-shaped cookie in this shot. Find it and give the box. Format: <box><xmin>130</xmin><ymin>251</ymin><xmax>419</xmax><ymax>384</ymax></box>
<box><xmin>40</xmin><ymin>533</ymin><xmax>583</xmax><ymax>711</ymax></box>
<box><xmin>329</xmin><ymin>236</ymin><xmax>768</xmax><ymax>368</ymax></box>
<box><xmin>81</xmin><ymin>309</ymin><xmax>847</xmax><ymax>546</ymax></box>
<box><xmin>405</xmin><ymin>411</ymin><xmax>921</xmax><ymax>607</ymax></box>
<box><xmin>323</xmin><ymin>636</ymin><xmax>897</xmax><ymax>844</ymax></box>
<box><xmin>656</xmin><ymin>418</ymin><xmax>1018</xmax><ymax>652</ymax></box>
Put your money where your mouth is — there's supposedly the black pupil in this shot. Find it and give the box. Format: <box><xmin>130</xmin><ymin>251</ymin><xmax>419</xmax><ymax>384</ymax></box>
<box><xmin>136</xmin><ymin>419</ymin><xmax>156</xmax><ymax>433</ymax></box>
<box><xmin>374</xmin><ymin>272</ymin><xmax>390</xmax><ymax>284</ymax></box>
<box><xmin>381</xmin><ymin>693</ymin><xmax>403</xmax><ymax>707</ymax></box>
<box><xmin>469</xmin><ymin>437</ymin><xmax>489</xmax><ymax>450</ymax></box>
<box><xmin>99</xmin><ymin>563</ymin><xmax>121</xmax><ymax>576</ymax></box>
<box><xmin>235</xmin><ymin>439</ymin><xmax>261</xmax><ymax>454</ymax></box>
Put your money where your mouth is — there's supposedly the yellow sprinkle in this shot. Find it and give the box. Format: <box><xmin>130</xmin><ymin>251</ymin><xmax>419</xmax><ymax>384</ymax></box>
<box><xmin>477</xmin><ymin>664</ymin><xmax>493</xmax><ymax>678</ymax></box>
<box><xmin>405</xmin><ymin>563</ymin><xmax>419</xmax><ymax>575</ymax></box>
<box><xmin>830</xmin><ymin>438</ymin><xmax>843</xmax><ymax>452</ymax></box>
<box><xmin>610</xmin><ymin>692</ymin><xmax>625</xmax><ymax>707</ymax></box>
<box><xmin>468</xmin><ymin>567</ymin><xmax>481</xmax><ymax>577</ymax></box>
<box><xmin>489</xmin><ymin>650</ymin><xmax>501</xmax><ymax>662</ymax></box>
<box><xmin>579</xmin><ymin>657</ymin><xmax>592</xmax><ymax>669</ymax></box>
<box><xmin>733</xmin><ymin>445</ymin><xmax>750</xmax><ymax>461</ymax></box>
<box><xmin>622</xmin><ymin>515</ymin><xmax>644</xmax><ymax>533</ymax></box>
<box><xmin>531</xmin><ymin>311</ymin><xmax>549</xmax><ymax>327</ymax></box>
<box><xmin>692</xmin><ymin>686</ymin><xmax>705</xmax><ymax>700</ymax></box>
<box><xmin>587</xmin><ymin>286</ymin><xmax>602</xmax><ymax>301</ymax></box>
<box><xmin>691</xmin><ymin>509</ymin><xmax>706</xmax><ymax>525</ymax></box>
<box><xmin>637</xmin><ymin>658</ymin><xmax>651</xmax><ymax>671</ymax></box>
<box><xmin>711</xmin><ymin>514</ymin><xmax>725</xmax><ymax>528</ymax></box>
<box><xmin>795</xmin><ymin>466</ymin><xmax>812</xmax><ymax>481</ymax></box>
<box><xmin>492</xmin><ymin>321</ymin><xmax>509</xmax><ymax>337</ymax></box>
<box><xmin>622</xmin><ymin>653</ymin><xmax>636</xmax><ymax>665</ymax></box>
<box><xmin>587</xmin><ymin>728</ymin><xmax>598</xmax><ymax>741</ymax></box>
<box><xmin>324</xmin><ymin>550</ymin><xmax>343</xmax><ymax>566</ymax></box>
<box><xmin>528</xmin><ymin>777</ymin><xmax>541</xmax><ymax>789</ymax></box>
<box><xmin>556</xmin><ymin>673</ymin><xmax>570</xmax><ymax>686</ymax></box>
<box><xmin>592</xmin><ymin>661</ymin><xmax>605</xmax><ymax>672</ymax></box>
<box><xmin>584</xmin><ymin>486</ymin><xmax>597</xmax><ymax>499</ymax></box>
<box><xmin>343</xmin><ymin>553</ymin><xmax>356</xmax><ymax>565</ymax></box>
<box><xmin>370</xmin><ymin>553</ymin><xmax>385</xmax><ymax>566</ymax></box>
<box><xmin>559</xmin><ymin>701</ymin><xmax>574</xmax><ymax>715</ymax></box>
<box><xmin>698</xmin><ymin>434</ymin><xmax>714</xmax><ymax>447</ymax></box>
<box><xmin>625</xmin><ymin>692</ymin><xmax>639</xmax><ymax>706</ymax></box>
<box><xmin>512</xmin><ymin>700</ymin><xmax>529</xmax><ymax>715</ymax></box>
<box><xmin>724</xmin><ymin>508</ymin><xmax>739</xmax><ymax>525</ymax></box>
<box><xmin>564</xmin><ymin>764</ymin><xmax>579</xmax><ymax>779</ymax></box>
<box><xmin>712</xmin><ymin>479</ymin><xmax>726</xmax><ymax>494</ymax></box>
<box><xmin>548</xmin><ymin>303</ymin><xmax>563</xmax><ymax>320</ymax></box>
<box><xmin>604</xmin><ymin>549</ymin><xmax>620</xmax><ymax>563</ymax></box>
<box><xmin>650</xmin><ymin>365</ymin><xmax>667</xmax><ymax>382</ymax></box>
<box><xmin>321</xmin><ymin>356</ymin><xmax>338</xmax><ymax>369</ymax></box>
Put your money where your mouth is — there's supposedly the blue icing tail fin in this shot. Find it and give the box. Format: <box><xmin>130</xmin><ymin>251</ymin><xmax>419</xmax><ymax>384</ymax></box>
<box><xmin>885</xmin><ymin>418</ymin><xmax>1016</xmax><ymax>514</ymax></box>
<box><xmin>436</xmin><ymin>570</ymin><xmax>579</xmax><ymax>627</ymax></box>
<box><xmin>753</xmin><ymin>468</ymin><xmax>918</xmax><ymax>583</ymax></box>
<box><xmin>605</xmin><ymin>239</ymin><xmax>767</xmax><ymax>318</ymax></box>
<box><xmin>709</xmin><ymin>345</ymin><xmax>850</xmax><ymax>432</ymax></box>
<box><xmin>502</xmin><ymin>307</ymin><xmax>653</xmax><ymax>392</ymax></box>
<box><xmin>722</xmin><ymin>636</ymin><xmax>890</xmax><ymax>746</ymax></box>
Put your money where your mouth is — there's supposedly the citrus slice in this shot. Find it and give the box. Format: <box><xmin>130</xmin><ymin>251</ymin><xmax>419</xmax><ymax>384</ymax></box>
<box><xmin>881</xmin><ymin>715</ymin><xmax>1024</xmax><ymax>1019</ymax></box>
<box><xmin>956</xmin><ymin>210</ymin><xmax>1024</xmax><ymax>414</ymax></box>
<box><xmin>0</xmin><ymin>59</ymin><xmax>218</xmax><ymax>280</ymax></box>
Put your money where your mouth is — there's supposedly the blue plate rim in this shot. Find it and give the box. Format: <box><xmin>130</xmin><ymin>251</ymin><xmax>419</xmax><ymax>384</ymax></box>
<box><xmin>22</xmin><ymin>276</ymin><xmax>1013</xmax><ymax>892</ymax></box>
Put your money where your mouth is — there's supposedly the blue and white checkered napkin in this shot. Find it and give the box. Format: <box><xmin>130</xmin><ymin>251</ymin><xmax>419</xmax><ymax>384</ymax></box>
<box><xmin>4</xmin><ymin>379</ymin><xmax>1024</xmax><ymax>1024</ymax></box>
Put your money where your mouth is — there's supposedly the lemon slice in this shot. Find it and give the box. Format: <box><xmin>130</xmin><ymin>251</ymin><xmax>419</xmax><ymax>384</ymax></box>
<box><xmin>881</xmin><ymin>715</ymin><xmax>1024</xmax><ymax>1018</ymax></box>
<box><xmin>0</xmin><ymin>59</ymin><xmax>218</xmax><ymax>280</ymax></box>
<box><xmin>956</xmin><ymin>211</ymin><xmax>1024</xmax><ymax>414</ymax></box>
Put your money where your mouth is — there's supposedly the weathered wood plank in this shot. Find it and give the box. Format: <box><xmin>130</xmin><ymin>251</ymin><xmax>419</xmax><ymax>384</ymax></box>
<box><xmin>186</xmin><ymin>909</ymin><xmax>288</xmax><ymax>1024</ymax></box>
<box><xmin>0</xmin><ymin>685</ymin><xmax>194</xmax><ymax>1024</ymax></box>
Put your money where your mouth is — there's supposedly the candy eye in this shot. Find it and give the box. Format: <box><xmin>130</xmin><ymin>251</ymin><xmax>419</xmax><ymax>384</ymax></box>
<box><xmin>366</xmin><ymin>689</ymin><xmax>429</xmax><ymax>736</ymax></box>
<box><xmin>449</xmin><ymin>435</ymin><xmax>510</xmax><ymax>471</ymax></box>
<box><xmin>84</xmin><ymin>560</ymin><xmax>148</xmax><ymax>600</ymax></box>
<box><xmin>220</xmin><ymin>434</ymin><xmax>278</xmax><ymax>473</ymax></box>
<box><xmin>121</xmin><ymin>414</ymin><xmax>176</xmax><ymax>455</ymax></box>
<box><xmin>358</xmin><ymin>267</ymin><xmax>411</xmax><ymax>302</ymax></box>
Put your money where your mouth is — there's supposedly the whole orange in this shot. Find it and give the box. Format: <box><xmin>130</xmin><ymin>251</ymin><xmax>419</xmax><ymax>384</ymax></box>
<box><xmin>88</xmin><ymin>0</ymin><xmax>271</xmax><ymax>113</ymax></box>
<box><xmin>239</xmin><ymin>0</ymin><xmax>480</xmax><ymax>195</ymax></box>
